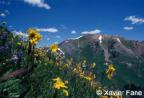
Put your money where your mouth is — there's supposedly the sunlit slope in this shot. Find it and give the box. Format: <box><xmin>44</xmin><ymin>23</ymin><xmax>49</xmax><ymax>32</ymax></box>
<box><xmin>60</xmin><ymin>34</ymin><xmax>144</xmax><ymax>89</ymax></box>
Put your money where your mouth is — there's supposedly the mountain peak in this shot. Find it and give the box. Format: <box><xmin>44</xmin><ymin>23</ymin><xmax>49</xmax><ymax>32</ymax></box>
<box><xmin>60</xmin><ymin>34</ymin><xmax>144</xmax><ymax>63</ymax></box>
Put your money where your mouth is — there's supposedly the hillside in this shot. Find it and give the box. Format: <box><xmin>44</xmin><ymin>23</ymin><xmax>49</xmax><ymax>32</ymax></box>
<box><xmin>0</xmin><ymin>26</ymin><xmax>144</xmax><ymax>98</ymax></box>
<box><xmin>60</xmin><ymin>34</ymin><xmax>144</xmax><ymax>90</ymax></box>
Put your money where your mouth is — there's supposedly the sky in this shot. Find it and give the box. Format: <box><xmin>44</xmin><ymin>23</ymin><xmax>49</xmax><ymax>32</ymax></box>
<box><xmin>0</xmin><ymin>0</ymin><xmax>144</xmax><ymax>47</ymax></box>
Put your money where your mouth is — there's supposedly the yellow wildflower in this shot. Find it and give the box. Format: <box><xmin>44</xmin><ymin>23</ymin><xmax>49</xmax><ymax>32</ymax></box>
<box><xmin>79</xmin><ymin>71</ymin><xmax>84</xmax><ymax>78</ymax></box>
<box><xmin>34</xmin><ymin>53</ymin><xmax>38</xmax><ymax>57</ymax></box>
<box><xmin>28</xmin><ymin>28</ymin><xmax>38</xmax><ymax>39</ymax></box>
<box><xmin>73</xmin><ymin>66</ymin><xmax>81</xmax><ymax>74</ymax></box>
<box><xmin>65</xmin><ymin>64</ymin><xmax>69</xmax><ymax>67</ymax></box>
<box><xmin>63</xmin><ymin>89</ymin><xmax>68</xmax><ymax>96</ymax></box>
<box><xmin>100</xmin><ymin>96</ymin><xmax>108</xmax><ymax>98</ymax></box>
<box><xmin>50</xmin><ymin>44</ymin><xmax>58</xmax><ymax>53</ymax></box>
<box><xmin>52</xmin><ymin>77</ymin><xmax>61</xmax><ymax>82</ymax></box>
<box><xmin>106</xmin><ymin>64</ymin><xmax>116</xmax><ymax>79</ymax></box>
<box><xmin>29</xmin><ymin>39</ymin><xmax>37</xmax><ymax>45</ymax></box>
<box><xmin>92</xmin><ymin>62</ymin><xmax>96</xmax><ymax>68</ymax></box>
<box><xmin>52</xmin><ymin>77</ymin><xmax>68</xmax><ymax>89</ymax></box>
<box><xmin>101</xmin><ymin>96</ymin><xmax>122</xmax><ymax>98</ymax></box>
<box><xmin>35</xmin><ymin>33</ymin><xmax>42</xmax><ymax>41</ymax></box>
<box><xmin>28</xmin><ymin>28</ymin><xmax>42</xmax><ymax>46</ymax></box>
<box><xmin>84</xmin><ymin>76</ymin><xmax>92</xmax><ymax>81</ymax></box>
<box><xmin>118</xmin><ymin>96</ymin><xmax>123</xmax><ymax>98</ymax></box>
<box><xmin>53</xmin><ymin>81</ymin><xmax>67</xmax><ymax>89</ymax></box>
<box><xmin>109</xmin><ymin>96</ymin><xmax>113</xmax><ymax>98</ymax></box>
<box><xmin>84</xmin><ymin>72</ymin><xmax>96</xmax><ymax>81</ymax></box>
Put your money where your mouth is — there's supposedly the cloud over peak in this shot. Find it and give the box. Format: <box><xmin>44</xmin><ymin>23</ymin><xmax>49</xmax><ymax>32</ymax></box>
<box><xmin>24</xmin><ymin>0</ymin><xmax>51</xmax><ymax>10</ymax></box>
<box><xmin>125</xmin><ymin>16</ymin><xmax>144</xmax><ymax>24</ymax></box>
<box><xmin>81</xmin><ymin>29</ymin><xmax>101</xmax><ymax>35</ymax></box>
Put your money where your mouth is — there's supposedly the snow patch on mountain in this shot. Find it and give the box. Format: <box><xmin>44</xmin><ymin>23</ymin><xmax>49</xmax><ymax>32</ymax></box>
<box><xmin>98</xmin><ymin>35</ymin><xmax>103</xmax><ymax>44</ymax></box>
<box><xmin>116</xmin><ymin>37</ymin><xmax>121</xmax><ymax>43</ymax></box>
<box><xmin>68</xmin><ymin>36</ymin><xmax>83</xmax><ymax>40</ymax></box>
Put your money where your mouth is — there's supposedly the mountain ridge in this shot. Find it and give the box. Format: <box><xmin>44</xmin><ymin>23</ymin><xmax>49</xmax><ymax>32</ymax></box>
<box><xmin>59</xmin><ymin>34</ymin><xmax>144</xmax><ymax>89</ymax></box>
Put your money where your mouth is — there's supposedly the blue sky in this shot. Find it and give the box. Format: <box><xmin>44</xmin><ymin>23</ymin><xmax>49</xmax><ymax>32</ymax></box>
<box><xmin>0</xmin><ymin>0</ymin><xmax>144</xmax><ymax>47</ymax></box>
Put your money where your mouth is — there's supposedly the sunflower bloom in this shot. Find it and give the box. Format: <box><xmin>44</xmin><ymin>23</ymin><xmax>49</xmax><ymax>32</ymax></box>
<box><xmin>50</xmin><ymin>44</ymin><xmax>58</xmax><ymax>53</ymax></box>
<box><xmin>28</xmin><ymin>28</ymin><xmax>38</xmax><ymax>39</ymax></box>
<box><xmin>28</xmin><ymin>28</ymin><xmax>42</xmax><ymax>45</ymax></box>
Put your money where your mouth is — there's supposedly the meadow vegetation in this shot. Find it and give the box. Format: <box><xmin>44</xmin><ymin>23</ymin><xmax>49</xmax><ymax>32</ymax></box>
<box><xmin>0</xmin><ymin>24</ymin><xmax>118</xmax><ymax>98</ymax></box>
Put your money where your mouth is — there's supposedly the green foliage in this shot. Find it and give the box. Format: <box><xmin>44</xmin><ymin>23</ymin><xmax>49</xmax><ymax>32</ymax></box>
<box><xmin>0</xmin><ymin>26</ymin><xmax>100</xmax><ymax>98</ymax></box>
<box><xmin>1</xmin><ymin>25</ymin><xmax>144</xmax><ymax>98</ymax></box>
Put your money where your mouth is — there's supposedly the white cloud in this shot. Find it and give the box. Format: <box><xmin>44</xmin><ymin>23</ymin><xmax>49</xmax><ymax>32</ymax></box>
<box><xmin>125</xmin><ymin>16</ymin><xmax>144</xmax><ymax>24</ymax></box>
<box><xmin>36</xmin><ymin>28</ymin><xmax>58</xmax><ymax>33</ymax></box>
<box><xmin>24</xmin><ymin>0</ymin><xmax>51</xmax><ymax>10</ymax></box>
<box><xmin>81</xmin><ymin>29</ymin><xmax>101</xmax><ymax>35</ymax></box>
<box><xmin>0</xmin><ymin>10</ymin><xmax>9</xmax><ymax>18</ymax></box>
<box><xmin>0</xmin><ymin>13</ymin><xmax>6</xmax><ymax>17</ymax></box>
<box><xmin>13</xmin><ymin>31</ymin><xmax>28</xmax><ymax>37</ymax></box>
<box><xmin>123</xmin><ymin>26</ymin><xmax>134</xmax><ymax>30</ymax></box>
<box><xmin>71</xmin><ymin>30</ymin><xmax>77</xmax><ymax>34</ymax></box>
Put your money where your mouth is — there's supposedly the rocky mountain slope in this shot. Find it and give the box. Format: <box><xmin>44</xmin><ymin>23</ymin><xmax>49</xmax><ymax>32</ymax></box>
<box><xmin>60</xmin><ymin>34</ymin><xmax>144</xmax><ymax>90</ymax></box>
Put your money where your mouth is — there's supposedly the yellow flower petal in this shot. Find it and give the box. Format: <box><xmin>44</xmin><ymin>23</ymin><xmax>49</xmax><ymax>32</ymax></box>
<box><xmin>50</xmin><ymin>44</ymin><xmax>58</xmax><ymax>53</ymax></box>
<box><xmin>63</xmin><ymin>89</ymin><xmax>68</xmax><ymax>96</ymax></box>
